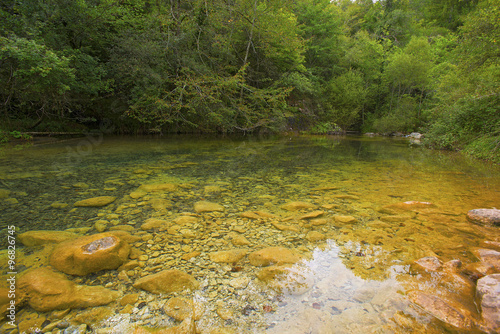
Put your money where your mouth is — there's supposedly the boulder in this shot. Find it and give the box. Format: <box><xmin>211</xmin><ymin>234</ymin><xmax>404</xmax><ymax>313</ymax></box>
<box><xmin>471</xmin><ymin>248</ymin><xmax>500</xmax><ymax>271</ymax></box>
<box><xmin>18</xmin><ymin>267</ymin><xmax>119</xmax><ymax>312</ymax></box>
<box><xmin>19</xmin><ymin>230</ymin><xmax>78</xmax><ymax>247</ymax></box>
<box><xmin>249</xmin><ymin>247</ymin><xmax>302</xmax><ymax>267</ymax></box>
<box><xmin>415</xmin><ymin>256</ymin><xmax>442</xmax><ymax>271</ymax></box>
<box><xmin>194</xmin><ymin>201</ymin><xmax>224</xmax><ymax>213</ymax></box>
<box><xmin>467</xmin><ymin>209</ymin><xmax>500</xmax><ymax>227</ymax></box>
<box><xmin>281</xmin><ymin>201</ymin><xmax>316</xmax><ymax>211</ymax></box>
<box><xmin>49</xmin><ymin>233</ymin><xmax>130</xmax><ymax>276</ymax></box>
<box><xmin>209</xmin><ymin>249</ymin><xmax>247</xmax><ymax>263</ymax></box>
<box><xmin>408</xmin><ymin>291</ymin><xmax>473</xmax><ymax>330</ymax></box>
<box><xmin>476</xmin><ymin>274</ymin><xmax>500</xmax><ymax>332</ymax></box>
<box><xmin>141</xmin><ymin>218</ymin><xmax>169</xmax><ymax>231</ymax></box>
<box><xmin>74</xmin><ymin>196</ymin><xmax>116</xmax><ymax>207</ymax></box>
<box><xmin>133</xmin><ymin>269</ymin><xmax>199</xmax><ymax>294</ymax></box>
<box><xmin>163</xmin><ymin>297</ymin><xmax>204</xmax><ymax>321</ymax></box>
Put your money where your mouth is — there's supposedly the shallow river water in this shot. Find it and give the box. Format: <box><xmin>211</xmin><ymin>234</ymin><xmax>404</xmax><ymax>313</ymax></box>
<box><xmin>0</xmin><ymin>135</ymin><xmax>499</xmax><ymax>334</ymax></box>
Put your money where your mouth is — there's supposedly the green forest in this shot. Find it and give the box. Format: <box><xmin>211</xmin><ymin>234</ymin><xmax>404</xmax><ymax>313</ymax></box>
<box><xmin>0</xmin><ymin>0</ymin><xmax>499</xmax><ymax>161</ymax></box>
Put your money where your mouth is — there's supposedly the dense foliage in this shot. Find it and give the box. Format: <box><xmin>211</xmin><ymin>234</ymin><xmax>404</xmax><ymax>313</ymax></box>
<box><xmin>0</xmin><ymin>0</ymin><xmax>498</xmax><ymax>160</ymax></box>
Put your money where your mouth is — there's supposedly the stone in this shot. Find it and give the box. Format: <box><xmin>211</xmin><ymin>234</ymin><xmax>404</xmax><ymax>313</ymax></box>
<box><xmin>231</xmin><ymin>234</ymin><xmax>250</xmax><ymax>246</ymax></box>
<box><xmin>310</xmin><ymin>218</ymin><xmax>329</xmax><ymax>226</ymax></box>
<box><xmin>216</xmin><ymin>308</ymin><xmax>233</xmax><ymax>320</ymax></box>
<box><xmin>120</xmin><ymin>294</ymin><xmax>139</xmax><ymax>306</ymax></box>
<box><xmin>228</xmin><ymin>276</ymin><xmax>250</xmax><ymax>289</ymax></box>
<box><xmin>194</xmin><ymin>201</ymin><xmax>224</xmax><ymax>213</ymax></box>
<box><xmin>476</xmin><ymin>274</ymin><xmax>500</xmax><ymax>332</ymax></box>
<box><xmin>415</xmin><ymin>256</ymin><xmax>442</xmax><ymax>271</ymax></box>
<box><xmin>141</xmin><ymin>218</ymin><xmax>169</xmax><ymax>231</ymax></box>
<box><xmin>133</xmin><ymin>269</ymin><xmax>199</xmax><ymax>294</ymax></box>
<box><xmin>257</xmin><ymin>265</ymin><xmax>313</xmax><ymax>295</ymax></box>
<box><xmin>239</xmin><ymin>211</ymin><xmax>275</xmax><ymax>219</ymax></box>
<box><xmin>18</xmin><ymin>267</ymin><xmax>119</xmax><ymax>312</ymax></box>
<box><xmin>133</xmin><ymin>318</ymin><xmax>195</xmax><ymax>334</ymax></box>
<box><xmin>73</xmin><ymin>182</ymin><xmax>89</xmax><ymax>188</ymax></box>
<box><xmin>72</xmin><ymin>307</ymin><xmax>114</xmax><ymax>326</ymax></box>
<box><xmin>19</xmin><ymin>230</ymin><xmax>78</xmax><ymax>247</ymax></box>
<box><xmin>467</xmin><ymin>209</ymin><xmax>500</xmax><ymax>227</ymax></box>
<box><xmin>305</xmin><ymin>231</ymin><xmax>326</xmax><ymax>242</ymax></box>
<box><xmin>281</xmin><ymin>201</ymin><xmax>316</xmax><ymax>211</ymax></box>
<box><xmin>150</xmin><ymin>198</ymin><xmax>172</xmax><ymax>211</ymax></box>
<box><xmin>385</xmin><ymin>201</ymin><xmax>436</xmax><ymax>211</ymax></box>
<box><xmin>0</xmin><ymin>189</ymin><xmax>11</xmax><ymax>199</ymax></box>
<box><xmin>95</xmin><ymin>220</ymin><xmax>108</xmax><ymax>232</ymax></box>
<box><xmin>109</xmin><ymin>225</ymin><xmax>134</xmax><ymax>232</ymax></box>
<box><xmin>138</xmin><ymin>183</ymin><xmax>178</xmax><ymax>192</ymax></box>
<box><xmin>298</xmin><ymin>211</ymin><xmax>324</xmax><ymax>220</ymax></box>
<box><xmin>51</xmin><ymin>202</ymin><xmax>69</xmax><ymax>209</ymax></box>
<box><xmin>271</xmin><ymin>222</ymin><xmax>300</xmax><ymax>233</ymax></box>
<box><xmin>464</xmin><ymin>262</ymin><xmax>497</xmax><ymax>276</ymax></box>
<box><xmin>174</xmin><ymin>216</ymin><xmax>198</xmax><ymax>225</ymax></box>
<box><xmin>49</xmin><ymin>233</ymin><xmax>130</xmax><ymax>276</ymax></box>
<box><xmin>471</xmin><ymin>248</ymin><xmax>500</xmax><ymax>271</ymax></box>
<box><xmin>334</xmin><ymin>215</ymin><xmax>357</xmax><ymax>224</ymax></box>
<box><xmin>209</xmin><ymin>249</ymin><xmax>247</xmax><ymax>263</ymax></box>
<box><xmin>129</xmin><ymin>191</ymin><xmax>147</xmax><ymax>199</ymax></box>
<box><xmin>408</xmin><ymin>291</ymin><xmax>473</xmax><ymax>330</ymax></box>
<box><xmin>163</xmin><ymin>297</ymin><xmax>204</xmax><ymax>321</ymax></box>
<box><xmin>181</xmin><ymin>251</ymin><xmax>201</xmax><ymax>261</ymax></box>
<box><xmin>249</xmin><ymin>247</ymin><xmax>302</xmax><ymax>267</ymax></box>
<box><xmin>74</xmin><ymin>196</ymin><xmax>116</xmax><ymax>207</ymax></box>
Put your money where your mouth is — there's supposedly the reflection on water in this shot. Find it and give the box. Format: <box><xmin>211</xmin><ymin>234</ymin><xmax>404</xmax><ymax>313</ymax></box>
<box><xmin>0</xmin><ymin>135</ymin><xmax>499</xmax><ymax>333</ymax></box>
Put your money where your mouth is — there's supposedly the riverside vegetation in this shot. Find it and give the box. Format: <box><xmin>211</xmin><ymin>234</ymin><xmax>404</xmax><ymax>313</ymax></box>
<box><xmin>0</xmin><ymin>0</ymin><xmax>499</xmax><ymax>162</ymax></box>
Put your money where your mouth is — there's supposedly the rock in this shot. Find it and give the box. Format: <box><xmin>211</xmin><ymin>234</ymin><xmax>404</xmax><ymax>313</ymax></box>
<box><xmin>257</xmin><ymin>265</ymin><xmax>313</xmax><ymax>295</ymax></box>
<box><xmin>174</xmin><ymin>216</ymin><xmax>198</xmax><ymax>225</ymax></box>
<box><xmin>464</xmin><ymin>262</ymin><xmax>497</xmax><ymax>277</ymax></box>
<box><xmin>415</xmin><ymin>256</ymin><xmax>442</xmax><ymax>271</ymax></box>
<box><xmin>49</xmin><ymin>233</ymin><xmax>130</xmax><ymax>276</ymax></box>
<box><xmin>334</xmin><ymin>215</ymin><xmax>357</xmax><ymax>224</ymax></box>
<box><xmin>95</xmin><ymin>220</ymin><xmax>108</xmax><ymax>232</ymax></box>
<box><xmin>239</xmin><ymin>211</ymin><xmax>275</xmax><ymax>219</ymax></box>
<box><xmin>141</xmin><ymin>218</ymin><xmax>169</xmax><ymax>231</ymax></box>
<box><xmin>194</xmin><ymin>201</ymin><xmax>224</xmax><ymax>213</ymax></box>
<box><xmin>18</xmin><ymin>267</ymin><xmax>119</xmax><ymax>312</ymax></box>
<box><xmin>204</xmin><ymin>185</ymin><xmax>222</xmax><ymax>193</ymax></box>
<box><xmin>332</xmin><ymin>194</ymin><xmax>360</xmax><ymax>200</ymax></box>
<box><xmin>181</xmin><ymin>251</ymin><xmax>201</xmax><ymax>261</ymax></box>
<box><xmin>305</xmin><ymin>231</ymin><xmax>326</xmax><ymax>242</ymax></box>
<box><xmin>133</xmin><ymin>318</ymin><xmax>195</xmax><ymax>334</ymax></box>
<box><xmin>408</xmin><ymin>132</ymin><xmax>423</xmax><ymax>139</ymax></box>
<box><xmin>228</xmin><ymin>276</ymin><xmax>250</xmax><ymax>289</ymax></box>
<box><xmin>133</xmin><ymin>269</ymin><xmax>199</xmax><ymax>294</ymax></box>
<box><xmin>249</xmin><ymin>247</ymin><xmax>302</xmax><ymax>267</ymax></box>
<box><xmin>209</xmin><ymin>249</ymin><xmax>247</xmax><ymax>263</ymax></box>
<box><xmin>271</xmin><ymin>222</ymin><xmax>300</xmax><ymax>233</ymax></box>
<box><xmin>19</xmin><ymin>231</ymin><xmax>78</xmax><ymax>247</ymax></box>
<box><xmin>129</xmin><ymin>191</ymin><xmax>147</xmax><ymax>199</ymax></box>
<box><xmin>74</xmin><ymin>196</ymin><xmax>116</xmax><ymax>207</ymax></box>
<box><xmin>73</xmin><ymin>182</ymin><xmax>89</xmax><ymax>189</ymax></box>
<box><xmin>281</xmin><ymin>201</ymin><xmax>316</xmax><ymax>211</ymax></box>
<box><xmin>108</xmin><ymin>231</ymin><xmax>142</xmax><ymax>244</ymax></box>
<box><xmin>72</xmin><ymin>307</ymin><xmax>114</xmax><ymax>326</ymax></box>
<box><xmin>408</xmin><ymin>291</ymin><xmax>474</xmax><ymax>330</ymax></box>
<box><xmin>230</xmin><ymin>234</ymin><xmax>250</xmax><ymax>246</ymax></box>
<box><xmin>216</xmin><ymin>308</ymin><xmax>233</xmax><ymax>320</ymax></box>
<box><xmin>0</xmin><ymin>189</ymin><xmax>11</xmax><ymax>199</ymax></box>
<box><xmin>150</xmin><ymin>198</ymin><xmax>172</xmax><ymax>211</ymax></box>
<box><xmin>310</xmin><ymin>218</ymin><xmax>329</xmax><ymax>226</ymax></box>
<box><xmin>51</xmin><ymin>202</ymin><xmax>69</xmax><ymax>209</ymax></box>
<box><xmin>476</xmin><ymin>274</ymin><xmax>500</xmax><ymax>332</ymax></box>
<box><xmin>385</xmin><ymin>201</ymin><xmax>436</xmax><ymax>211</ymax></box>
<box><xmin>163</xmin><ymin>297</ymin><xmax>204</xmax><ymax>321</ymax></box>
<box><xmin>467</xmin><ymin>209</ymin><xmax>500</xmax><ymax>227</ymax></box>
<box><xmin>138</xmin><ymin>183</ymin><xmax>178</xmax><ymax>192</ymax></box>
<box><xmin>298</xmin><ymin>211</ymin><xmax>324</xmax><ymax>220</ymax></box>
<box><xmin>109</xmin><ymin>225</ymin><xmax>134</xmax><ymax>232</ymax></box>
<box><xmin>120</xmin><ymin>294</ymin><xmax>139</xmax><ymax>306</ymax></box>
<box><xmin>471</xmin><ymin>248</ymin><xmax>500</xmax><ymax>271</ymax></box>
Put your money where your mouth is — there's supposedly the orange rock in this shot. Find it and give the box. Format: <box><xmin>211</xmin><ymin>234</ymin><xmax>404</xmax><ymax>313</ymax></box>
<box><xmin>74</xmin><ymin>196</ymin><xmax>116</xmax><ymax>207</ymax></box>
<box><xmin>18</xmin><ymin>267</ymin><xmax>119</xmax><ymax>312</ymax></box>
<box><xmin>133</xmin><ymin>269</ymin><xmax>199</xmax><ymax>294</ymax></box>
<box><xmin>49</xmin><ymin>233</ymin><xmax>130</xmax><ymax>276</ymax></box>
<box><xmin>249</xmin><ymin>247</ymin><xmax>302</xmax><ymax>267</ymax></box>
<box><xmin>209</xmin><ymin>249</ymin><xmax>247</xmax><ymax>263</ymax></box>
<box><xmin>18</xmin><ymin>230</ymin><xmax>78</xmax><ymax>247</ymax></box>
<box><xmin>281</xmin><ymin>201</ymin><xmax>316</xmax><ymax>211</ymax></box>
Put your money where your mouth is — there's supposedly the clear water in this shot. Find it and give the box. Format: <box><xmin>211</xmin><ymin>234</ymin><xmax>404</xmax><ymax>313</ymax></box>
<box><xmin>0</xmin><ymin>135</ymin><xmax>499</xmax><ymax>333</ymax></box>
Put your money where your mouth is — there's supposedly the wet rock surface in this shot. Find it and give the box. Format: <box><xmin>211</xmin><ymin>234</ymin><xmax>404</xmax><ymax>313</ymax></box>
<box><xmin>476</xmin><ymin>274</ymin><xmax>500</xmax><ymax>332</ymax></box>
<box><xmin>467</xmin><ymin>209</ymin><xmax>500</xmax><ymax>227</ymax></box>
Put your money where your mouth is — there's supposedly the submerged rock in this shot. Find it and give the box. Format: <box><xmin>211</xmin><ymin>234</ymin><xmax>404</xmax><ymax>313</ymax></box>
<box><xmin>467</xmin><ymin>209</ymin><xmax>500</xmax><ymax>227</ymax></box>
<box><xmin>49</xmin><ymin>233</ymin><xmax>130</xmax><ymax>276</ymax></box>
<box><xmin>281</xmin><ymin>201</ymin><xmax>316</xmax><ymax>211</ymax></box>
<box><xmin>133</xmin><ymin>318</ymin><xmax>196</xmax><ymax>334</ymax></box>
<box><xmin>133</xmin><ymin>269</ymin><xmax>199</xmax><ymax>294</ymax></box>
<box><xmin>415</xmin><ymin>256</ymin><xmax>442</xmax><ymax>271</ymax></box>
<box><xmin>0</xmin><ymin>188</ymin><xmax>11</xmax><ymax>199</ymax></box>
<box><xmin>138</xmin><ymin>183</ymin><xmax>178</xmax><ymax>192</ymax></box>
<box><xmin>209</xmin><ymin>249</ymin><xmax>247</xmax><ymax>263</ymax></box>
<box><xmin>385</xmin><ymin>201</ymin><xmax>436</xmax><ymax>211</ymax></box>
<box><xmin>408</xmin><ymin>291</ymin><xmax>474</xmax><ymax>330</ymax></box>
<box><xmin>18</xmin><ymin>267</ymin><xmax>119</xmax><ymax>312</ymax></box>
<box><xmin>19</xmin><ymin>230</ymin><xmax>78</xmax><ymax>247</ymax></box>
<box><xmin>74</xmin><ymin>196</ymin><xmax>116</xmax><ymax>207</ymax></box>
<box><xmin>476</xmin><ymin>274</ymin><xmax>500</xmax><ymax>332</ymax></box>
<box><xmin>257</xmin><ymin>265</ymin><xmax>314</xmax><ymax>295</ymax></box>
<box><xmin>141</xmin><ymin>218</ymin><xmax>169</xmax><ymax>231</ymax></box>
<box><xmin>163</xmin><ymin>297</ymin><xmax>204</xmax><ymax>321</ymax></box>
<box><xmin>194</xmin><ymin>201</ymin><xmax>224</xmax><ymax>213</ymax></box>
<box><xmin>249</xmin><ymin>247</ymin><xmax>303</xmax><ymax>267</ymax></box>
<box><xmin>471</xmin><ymin>248</ymin><xmax>500</xmax><ymax>271</ymax></box>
